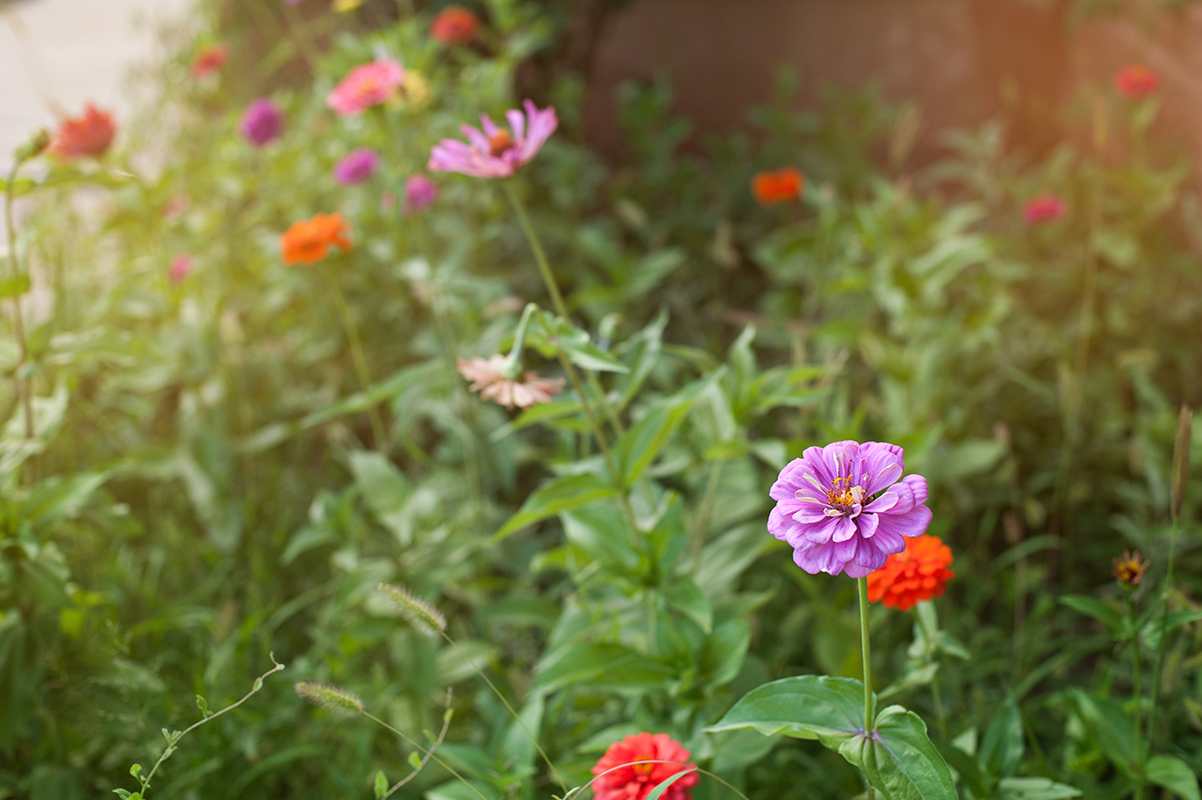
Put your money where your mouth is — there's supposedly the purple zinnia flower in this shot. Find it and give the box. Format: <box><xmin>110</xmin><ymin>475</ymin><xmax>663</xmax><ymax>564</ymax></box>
<box><xmin>239</xmin><ymin>99</ymin><xmax>284</xmax><ymax>147</ymax></box>
<box><xmin>768</xmin><ymin>440</ymin><xmax>933</xmax><ymax>578</ymax></box>
<box><xmin>427</xmin><ymin>99</ymin><xmax>557</xmax><ymax>179</ymax></box>
<box><xmin>404</xmin><ymin>174</ymin><xmax>438</xmax><ymax>213</ymax></box>
<box><xmin>333</xmin><ymin>148</ymin><xmax>379</xmax><ymax>184</ymax></box>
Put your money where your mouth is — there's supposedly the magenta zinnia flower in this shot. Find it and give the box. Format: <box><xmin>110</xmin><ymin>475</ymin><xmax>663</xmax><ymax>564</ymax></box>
<box><xmin>404</xmin><ymin>174</ymin><xmax>438</xmax><ymax>213</ymax></box>
<box><xmin>768</xmin><ymin>441</ymin><xmax>932</xmax><ymax>578</ymax></box>
<box><xmin>333</xmin><ymin>148</ymin><xmax>379</xmax><ymax>184</ymax></box>
<box><xmin>1022</xmin><ymin>194</ymin><xmax>1066</xmax><ymax>226</ymax></box>
<box><xmin>427</xmin><ymin>99</ymin><xmax>557</xmax><ymax>179</ymax></box>
<box><xmin>327</xmin><ymin>59</ymin><xmax>404</xmax><ymax>117</ymax></box>
<box><xmin>239</xmin><ymin>99</ymin><xmax>284</xmax><ymax>146</ymax></box>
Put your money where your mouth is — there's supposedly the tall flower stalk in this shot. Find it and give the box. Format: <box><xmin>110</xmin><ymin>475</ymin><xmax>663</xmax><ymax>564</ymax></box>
<box><xmin>858</xmin><ymin>576</ymin><xmax>876</xmax><ymax>800</ymax></box>
<box><xmin>321</xmin><ymin>265</ymin><xmax>388</xmax><ymax>451</ymax></box>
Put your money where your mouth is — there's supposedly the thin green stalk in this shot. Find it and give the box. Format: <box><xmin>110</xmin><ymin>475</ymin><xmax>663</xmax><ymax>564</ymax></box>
<box><xmin>439</xmin><ymin>632</ymin><xmax>567</xmax><ymax>792</ymax></box>
<box><xmin>504</xmin><ymin>182</ymin><xmax>569</xmax><ymax>321</ymax></box>
<box><xmin>858</xmin><ymin>577</ymin><xmax>876</xmax><ymax>800</ymax></box>
<box><xmin>321</xmin><ymin>265</ymin><xmax>388</xmax><ymax>451</ymax></box>
<box><xmin>363</xmin><ymin>712</ymin><xmax>490</xmax><ymax>800</ymax></box>
<box><xmin>4</xmin><ymin>159</ymin><xmax>34</xmax><ymax>440</ymax></box>
<box><xmin>1126</xmin><ymin>593</ymin><xmax>1144</xmax><ymax>800</ymax></box>
<box><xmin>691</xmin><ymin>459</ymin><xmax>725</xmax><ymax>569</ymax></box>
<box><xmin>1146</xmin><ymin>517</ymin><xmax>1179</xmax><ymax>755</ymax></box>
<box><xmin>914</xmin><ymin>604</ymin><xmax>948</xmax><ymax>739</ymax></box>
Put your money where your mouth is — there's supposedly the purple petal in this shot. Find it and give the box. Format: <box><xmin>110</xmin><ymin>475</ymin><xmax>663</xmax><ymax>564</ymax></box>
<box><xmin>480</xmin><ymin>114</ymin><xmax>501</xmax><ymax>138</ymax></box>
<box><xmin>459</xmin><ymin>123</ymin><xmax>491</xmax><ymax>153</ymax></box>
<box><xmin>875</xmin><ymin>504</ymin><xmax>933</xmax><ymax>540</ymax></box>
<box><xmin>856</xmin><ymin>511</ymin><xmax>879</xmax><ymax>539</ymax></box>
<box><xmin>506</xmin><ymin>108</ymin><xmax>526</xmax><ymax>142</ymax></box>
<box><xmin>856</xmin><ymin>442</ymin><xmax>905</xmax><ymax>494</ymax></box>
<box><xmin>831</xmin><ymin>516</ymin><xmax>858</xmax><ymax>543</ymax></box>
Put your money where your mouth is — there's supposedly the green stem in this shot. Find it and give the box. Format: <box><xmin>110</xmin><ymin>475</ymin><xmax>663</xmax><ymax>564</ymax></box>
<box><xmin>322</xmin><ymin>265</ymin><xmax>388</xmax><ymax>451</ymax></box>
<box><xmin>858</xmin><ymin>577</ymin><xmax>876</xmax><ymax>800</ymax></box>
<box><xmin>4</xmin><ymin>159</ymin><xmax>34</xmax><ymax>440</ymax></box>
<box><xmin>363</xmin><ymin>712</ymin><xmax>490</xmax><ymax>800</ymax></box>
<box><xmin>504</xmin><ymin>182</ymin><xmax>570</xmax><ymax>321</ymax></box>
<box><xmin>1127</xmin><ymin>593</ymin><xmax>1144</xmax><ymax>799</ymax></box>
<box><xmin>1146</xmin><ymin>517</ymin><xmax>1179</xmax><ymax>758</ymax></box>
<box><xmin>914</xmin><ymin>604</ymin><xmax>948</xmax><ymax>739</ymax></box>
<box><xmin>691</xmin><ymin>459</ymin><xmax>725</xmax><ymax>569</ymax></box>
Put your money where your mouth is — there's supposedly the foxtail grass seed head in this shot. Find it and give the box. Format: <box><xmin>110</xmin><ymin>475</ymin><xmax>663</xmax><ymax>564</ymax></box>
<box><xmin>1171</xmin><ymin>404</ymin><xmax>1192</xmax><ymax>521</ymax></box>
<box><xmin>294</xmin><ymin>681</ymin><xmax>364</xmax><ymax>715</ymax></box>
<box><xmin>377</xmin><ymin>582</ymin><xmax>447</xmax><ymax>636</ymax></box>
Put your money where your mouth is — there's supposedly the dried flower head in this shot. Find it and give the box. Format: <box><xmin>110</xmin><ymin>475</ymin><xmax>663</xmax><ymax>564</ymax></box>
<box><xmin>752</xmin><ymin>168</ymin><xmax>804</xmax><ymax>206</ymax></box>
<box><xmin>591</xmin><ymin>733</ymin><xmax>698</xmax><ymax>800</ymax></box>
<box><xmin>866</xmin><ymin>534</ymin><xmax>955</xmax><ymax>611</ymax></box>
<box><xmin>1112</xmin><ymin>550</ymin><xmax>1149</xmax><ymax>587</ymax></box>
<box><xmin>294</xmin><ymin>681</ymin><xmax>364</xmax><ymax>715</ymax></box>
<box><xmin>457</xmin><ymin>355</ymin><xmax>564</xmax><ymax>409</ymax></box>
<box><xmin>377</xmin><ymin>582</ymin><xmax>447</xmax><ymax>636</ymax></box>
<box><xmin>1115</xmin><ymin>64</ymin><xmax>1159</xmax><ymax>99</ymax></box>
<box><xmin>49</xmin><ymin>104</ymin><xmax>116</xmax><ymax>160</ymax></box>
<box><xmin>280</xmin><ymin>213</ymin><xmax>352</xmax><ymax>265</ymax></box>
<box><xmin>1022</xmin><ymin>194</ymin><xmax>1066</xmax><ymax>226</ymax></box>
<box><xmin>327</xmin><ymin>59</ymin><xmax>404</xmax><ymax>117</ymax></box>
<box><xmin>428</xmin><ymin>100</ymin><xmax>557</xmax><ymax>179</ymax></box>
<box><xmin>431</xmin><ymin>5</ymin><xmax>479</xmax><ymax>46</ymax></box>
<box><xmin>769</xmin><ymin>441</ymin><xmax>933</xmax><ymax>578</ymax></box>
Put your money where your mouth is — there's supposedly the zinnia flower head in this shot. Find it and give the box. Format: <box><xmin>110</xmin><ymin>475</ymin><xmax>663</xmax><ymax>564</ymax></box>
<box><xmin>865</xmin><ymin>535</ymin><xmax>954</xmax><ymax>611</ymax></box>
<box><xmin>1112</xmin><ymin>550</ymin><xmax>1149</xmax><ymax>587</ymax></box>
<box><xmin>239</xmin><ymin>99</ymin><xmax>285</xmax><ymax>147</ymax></box>
<box><xmin>1115</xmin><ymin>64</ymin><xmax>1159</xmax><ymax>99</ymax></box>
<box><xmin>457</xmin><ymin>355</ymin><xmax>564</xmax><ymax>408</ymax></box>
<box><xmin>428</xmin><ymin>99</ymin><xmax>558</xmax><ymax>179</ymax></box>
<box><xmin>280</xmin><ymin>213</ymin><xmax>352</xmax><ymax>265</ymax></box>
<box><xmin>191</xmin><ymin>43</ymin><xmax>229</xmax><ymax>77</ymax></box>
<box><xmin>431</xmin><ymin>5</ymin><xmax>479</xmax><ymax>46</ymax></box>
<box><xmin>404</xmin><ymin>174</ymin><xmax>439</xmax><ymax>213</ymax></box>
<box><xmin>591</xmin><ymin>733</ymin><xmax>698</xmax><ymax>800</ymax></box>
<box><xmin>752</xmin><ymin>168</ymin><xmax>804</xmax><ymax>206</ymax></box>
<box><xmin>326</xmin><ymin>59</ymin><xmax>404</xmax><ymax>117</ymax></box>
<box><xmin>1022</xmin><ymin>193</ymin><xmax>1065</xmax><ymax>225</ymax></box>
<box><xmin>49</xmin><ymin>103</ymin><xmax>116</xmax><ymax>160</ymax></box>
<box><xmin>769</xmin><ymin>441</ymin><xmax>933</xmax><ymax>579</ymax></box>
<box><xmin>169</xmin><ymin>254</ymin><xmax>194</xmax><ymax>284</ymax></box>
<box><xmin>333</xmin><ymin>148</ymin><xmax>380</xmax><ymax>184</ymax></box>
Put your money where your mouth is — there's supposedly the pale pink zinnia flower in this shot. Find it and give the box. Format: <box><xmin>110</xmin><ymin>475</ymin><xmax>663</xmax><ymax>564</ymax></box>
<box><xmin>428</xmin><ymin>99</ymin><xmax>557</xmax><ymax>179</ymax></box>
<box><xmin>457</xmin><ymin>355</ymin><xmax>564</xmax><ymax>408</ymax></box>
<box><xmin>326</xmin><ymin>59</ymin><xmax>404</xmax><ymax>117</ymax></box>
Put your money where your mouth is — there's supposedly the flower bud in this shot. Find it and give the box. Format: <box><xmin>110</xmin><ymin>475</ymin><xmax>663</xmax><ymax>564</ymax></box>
<box><xmin>1112</xmin><ymin>550</ymin><xmax>1149</xmax><ymax>588</ymax></box>
<box><xmin>13</xmin><ymin>129</ymin><xmax>51</xmax><ymax>162</ymax></box>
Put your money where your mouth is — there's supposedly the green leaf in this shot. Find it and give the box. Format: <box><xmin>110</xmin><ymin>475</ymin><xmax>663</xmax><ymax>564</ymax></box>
<box><xmin>705</xmin><ymin>675</ymin><xmax>866</xmax><ymax>747</ymax></box>
<box><xmin>534</xmin><ymin>642</ymin><xmax>673</xmax><ymax>692</ymax></box>
<box><xmin>374</xmin><ymin>769</ymin><xmax>389</xmax><ymax>798</ymax></box>
<box><xmin>663</xmin><ymin>575</ymin><xmax>712</xmax><ymax>633</ymax></box>
<box><xmin>1146</xmin><ymin>756</ymin><xmax>1200</xmax><ymax>800</ymax></box>
<box><xmin>645</xmin><ymin>769</ymin><xmax>698</xmax><ymax>800</ymax></box>
<box><xmin>0</xmin><ymin>274</ymin><xmax>30</xmax><ymax>300</ymax></box>
<box><xmin>561</xmin><ymin>505</ymin><xmax>639</xmax><ymax>570</ymax></box>
<box><xmin>492</xmin><ymin>474</ymin><xmax>620</xmax><ymax>541</ymax></box>
<box><xmin>700</xmin><ymin>619</ymin><xmax>750</xmax><ymax>687</ymax></box>
<box><xmin>1067</xmin><ymin>690</ymin><xmax>1136</xmax><ymax>775</ymax></box>
<box><xmin>997</xmin><ymin>777</ymin><xmax>1082</xmax><ymax>800</ymax></box>
<box><xmin>347</xmin><ymin>450</ymin><xmax>414</xmax><ymax>544</ymax></box>
<box><xmin>614</xmin><ymin>403</ymin><xmax>691</xmax><ymax>487</ymax></box>
<box><xmin>979</xmin><ymin>692</ymin><xmax>1024</xmax><ymax>780</ymax></box>
<box><xmin>1143</xmin><ymin>610</ymin><xmax>1202</xmax><ymax>649</ymax></box>
<box><xmin>840</xmin><ymin>705</ymin><xmax>957</xmax><ymax>800</ymax></box>
<box><xmin>934</xmin><ymin>742</ymin><xmax>988</xmax><ymax>799</ymax></box>
<box><xmin>1059</xmin><ymin>595</ymin><xmax>1126</xmax><ymax>637</ymax></box>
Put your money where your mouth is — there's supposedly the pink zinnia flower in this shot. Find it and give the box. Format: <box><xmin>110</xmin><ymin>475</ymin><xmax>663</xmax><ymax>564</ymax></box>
<box><xmin>1022</xmin><ymin>194</ymin><xmax>1066</xmax><ymax>226</ymax></box>
<box><xmin>333</xmin><ymin>148</ymin><xmax>380</xmax><ymax>184</ymax></box>
<box><xmin>1115</xmin><ymin>64</ymin><xmax>1159</xmax><ymax>99</ymax></box>
<box><xmin>240</xmin><ymin>99</ymin><xmax>285</xmax><ymax>146</ymax></box>
<box><xmin>591</xmin><ymin>733</ymin><xmax>698</xmax><ymax>800</ymax></box>
<box><xmin>768</xmin><ymin>441</ymin><xmax>933</xmax><ymax>579</ymax></box>
<box><xmin>326</xmin><ymin>59</ymin><xmax>404</xmax><ymax>117</ymax></box>
<box><xmin>169</xmin><ymin>254</ymin><xmax>194</xmax><ymax>284</ymax></box>
<box><xmin>428</xmin><ymin>99</ymin><xmax>557</xmax><ymax>179</ymax></box>
<box><xmin>457</xmin><ymin>355</ymin><xmax>564</xmax><ymax>408</ymax></box>
<box><xmin>404</xmin><ymin>174</ymin><xmax>439</xmax><ymax>213</ymax></box>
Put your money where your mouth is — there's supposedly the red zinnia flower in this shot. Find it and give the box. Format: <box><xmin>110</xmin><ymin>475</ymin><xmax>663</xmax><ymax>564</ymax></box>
<box><xmin>1022</xmin><ymin>193</ymin><xmax>1066</xmax><ymax>226</ymax></box>
<box><xmin>1114</xmin><ymin>64</ymin><xmax>1159</xmax><ymax>99</ymax></box>
<box><xmin>191</xmin><ymin>44</ymin><xmax>230</xmax><ymax>77</ymax></box>
<box><xmin>280</xmin><ymin>213</ymin><xmax>352</xmax><ymax>265</ymax></box>
<box><xmin>49</xmin><ymin>104</ymin><xmax>116</xmax><ymax>160</ymax></box>
<box><xmin>752</xmin><ymin>168</ymin><xmax>804</xmax><ymax>206</ymax></box>
<box><xmin>431</xmin><ymin>5</ymin><xmax>479</xmax><ymax>46</ymax></box>
<box><xmin>865</xmin><ymin>534</ymin><xmax>955</xmax><ymax>611</ymax></box>
<box><xmin>591</xmin><ymin>733</ymin><xmax>698</xmax><ymax>800</ymax></box>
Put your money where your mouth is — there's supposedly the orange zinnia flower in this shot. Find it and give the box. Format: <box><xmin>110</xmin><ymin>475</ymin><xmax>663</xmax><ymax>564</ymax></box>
<box><xmin>191</xmin><ymin>44</ymin><xmax>230</xmax><ymax>77</ymax></box>
<box><xmin>752</xmin><ymin>168</ymin><xmax>804</xmax><ymax>206</ymax></box>
<box><xmin>49</xmin><ymin>104</ymin><xmax>116</xmax><ymax>160</ymax></box>
<box><xmin>865</xmin><ymin>534</ymin><xmax>954</xmax><ymax>611</ymax></box>
<box><xmin>1114</xmin><ymin>64</ymin><xmax>1159</xmax><ymax>99</ymax></box>
<box><xmin>280</xmin><ymin>213</ymin><xmax>352</xmax><ymax>265</ymax></box>
<box><xmin>431</xmin><ymin>6</ymin><xmax>479</xmax><ymax>46</ymax></box>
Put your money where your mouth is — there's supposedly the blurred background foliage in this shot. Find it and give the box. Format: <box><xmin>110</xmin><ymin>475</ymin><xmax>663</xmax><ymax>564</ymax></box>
<box><xmin>0</xmin><ymin>0</ymin><xmax>1200</xmax><ymax>799</ymax></box>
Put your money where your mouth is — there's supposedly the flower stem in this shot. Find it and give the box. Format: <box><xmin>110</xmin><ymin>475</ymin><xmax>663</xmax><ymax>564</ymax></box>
<box><xmin>321</xmin><ymin>265</ymin><xmax>388</xmax><ymax>451</ymax></box>
<box><xmin>362</xmin><ymin>712</ymin><xmax>491</xmax><ymax>800</ymax></box>
<box><xmin>1126</xmin><ymin>593</ymin><xmax>1144</xmax><ymax>798</ymax></box>
<box><xmin>4</xmin><ymin>158</ymin><xmax>34</xmax><ymax>441</ymax></box>
<box><xmin>858</xmin><ymin>577</ymin><xmax>876</xmax><ymax>800</ymax></box>
<box><xmin>504</xmin><ymin>182</ymin><xmax>569</xmax><ymax>321</ymax></box>
<box><xmin>1146</xmin><ymin>516</ymin><xmax>1179</xmax><ymax>758</ymax></box>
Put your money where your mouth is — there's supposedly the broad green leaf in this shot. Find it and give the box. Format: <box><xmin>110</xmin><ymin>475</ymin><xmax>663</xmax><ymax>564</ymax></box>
<box><xmin>492</xmin><ymin>474</ymin><xmax>620</xmax><ymax>541</ymax></box>
<box><xmin>706</xmin><ymin>675</ymin><xmax>867</xmax><ymax>747</ymax></box>
<box><xmin>534</xmin><ymin>642</ymin><xmax>673</xmax><ymax>692</ymax></box>
<box><xmin>614</xmin><ymin>403</ymin><xmax>691</xmax><ymax>487</ymax></box>
<box><xmin>0</xmin><ymin>274</ymin><xmax>30</xmax><ymax>300</ymax></box>
<box><xmin>840</xmin><ymin>705</ymin><xmax>957</xmax><ymax>800</ymax></box>
<box><xmin>374</xmin><ymin>770</ymin><xmax>388</xmax><ymax>799</ymax></box>
<box><xmin>997</xmin><ymin>777</ymin><xmax>1082</xmax><ymax>800</ymax></box>
<box><xmin>491</xmin><ymin>398</ymin><xmax>583</xmax><ymax>440</ymax></box>
<box><xmin>1067</xmin><ymin>690</ymin><xmax>1136</xmax><ymax>775</ymax></box>
<box><xmin>700</xmin><ymin>619</ymin><xmax>750</xmax><ymax>687</ymax></box>
<box><xmin>979</xmin><ymin>692</ymin><xmax>1023</xmax><ymax>779</ymax></box>
<box><xmin>644</xmin><ymin>769</ymin><xmax>697</xmax><ymax>800</ymax></box>
<box><xmin>934</xmin><ymin>742</ymin><xmax>987</xmax><ymax>799</ymax></box>
<box><xmin>1146</xmin><ymin>756</ymin><xmax>1200</xmax><ymax>800</ymax></box>
<box><xmin>1143</xmin><ymin>610</ymin><xmax>1202</xmax><ymax>649</ymax></box>
<box><xmin>561</xmin><ymin>505</ymin><xmax>639</xmax><ymax>570</ymax></box>
<box><xmin>663</xmin><ymin>575</ymin><xmax>712</xmax><ymax>633</ymax></box>
<box><xmin>347</xmin><ymin>450</ymin><xmax>414</xmax><ymax>544</ymax></box>
<box><xmin>1059</xmin><ymin>595</ymin><xmax>1126</xmax><ymax>638</ymax></box>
